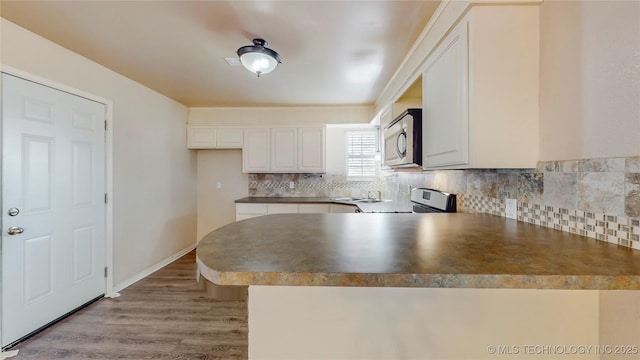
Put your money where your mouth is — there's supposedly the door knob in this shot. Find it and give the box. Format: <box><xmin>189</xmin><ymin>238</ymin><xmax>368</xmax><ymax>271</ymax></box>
<box><xmin>7</xmin><ymin>227</ymin><xmax>24</xmax><ymax>235</ymax></box>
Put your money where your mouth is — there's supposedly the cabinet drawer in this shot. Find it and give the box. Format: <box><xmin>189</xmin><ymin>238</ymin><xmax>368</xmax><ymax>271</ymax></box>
<box><xmin>267</xmin><ymin>204</ymin><xmax>299</xmax><ymax>214</ymax></box>
<box><xmin>236</xmin><ymin>203</ymin><xmax>268</xmax><ymax>215</ymax></box>
<box><xmin>298</xmin><ymin>204</ymin><xmax>330</xmax><ymax>213</ymax></box>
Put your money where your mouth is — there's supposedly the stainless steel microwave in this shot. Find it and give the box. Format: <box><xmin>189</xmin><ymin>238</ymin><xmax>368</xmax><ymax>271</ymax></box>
<box><xmin>383</xmin><ymin>108</ymin><xmax>422</xmax><ymax>167</ymax></box>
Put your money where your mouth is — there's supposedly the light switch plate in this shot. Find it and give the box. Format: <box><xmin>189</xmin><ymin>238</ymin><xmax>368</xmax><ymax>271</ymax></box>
<box><xmin>505</xmin><ymin>198</ymin><xmax>517</xmax><ymax>220</ymax></box>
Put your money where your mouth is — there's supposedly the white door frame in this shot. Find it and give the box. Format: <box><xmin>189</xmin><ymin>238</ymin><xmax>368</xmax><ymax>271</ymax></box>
<box><xmin>0</xmin><ymin>64</ymin><xmax>115</xmax><ymax>302</ymax></box>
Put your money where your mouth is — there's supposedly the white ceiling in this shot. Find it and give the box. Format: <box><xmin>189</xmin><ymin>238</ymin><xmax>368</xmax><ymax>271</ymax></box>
<box><xmin>0</xmin><ymin>1</ymin><xmax>440</xmax><ymax>107</ymax></box>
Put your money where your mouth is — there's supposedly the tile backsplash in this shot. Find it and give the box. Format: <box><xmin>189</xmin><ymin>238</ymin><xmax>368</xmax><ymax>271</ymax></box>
<box><xmin>246</xmin><ymin>156</ymin><xmax>639</xmax><ymax>250</ymax></box>
<box><xmin>248</xmin><ymin>173</ymin><xmax>384</xmax><ymax>198</ymax></box>
<box><xmin>387</xmin><ymin>156</ymin><xmax>640</xmax><ymax>250</ymax></box>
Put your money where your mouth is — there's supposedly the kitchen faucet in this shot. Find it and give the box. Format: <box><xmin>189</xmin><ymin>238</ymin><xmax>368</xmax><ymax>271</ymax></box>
<box><xmin>367</xmin><ymin>190</ymin><xmax>382</xmax><ymax>200</ymax></box>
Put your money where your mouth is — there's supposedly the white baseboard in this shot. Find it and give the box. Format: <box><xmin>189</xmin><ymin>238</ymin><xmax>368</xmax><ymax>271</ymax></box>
<box><xmin>111</xmin><ymin>243</ymin><xmax>196</xmax><ymax>294</ymax></box>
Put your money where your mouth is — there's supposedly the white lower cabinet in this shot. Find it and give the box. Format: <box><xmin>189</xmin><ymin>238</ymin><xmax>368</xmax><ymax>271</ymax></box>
<box><xmin>267</xmin><ymin>204</ymin><xmax>299</xmax><ymax>214</ymax></box>
<box><xmin>329</xmin><ymin>204</ymin><xmax>359</xmax><ymax>213</ymax></box>
<box><xmin>236</xmin><ymin>202</ymin><xmax>353</xmax><ymax>220</ymax></box>
<box><xmin>298</xmin><ymin>204</ymin><xmax>330</xmax><ymax>213</ymax></box>
<box><xmin>235</xmin><ymin>203</ymin><xmax>303</xmax><ymax>221</ymax></box>
<box><xmin>235</xmin><ymin>203</ymin><xmax>268</xmax><ymax>221</ymax></box>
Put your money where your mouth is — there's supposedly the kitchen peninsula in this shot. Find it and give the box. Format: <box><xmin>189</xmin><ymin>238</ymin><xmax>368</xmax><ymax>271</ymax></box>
<box><xmin>197</xmin><ymin>213</ymin><xmax>640</xmax><ymax>359</ymax></box>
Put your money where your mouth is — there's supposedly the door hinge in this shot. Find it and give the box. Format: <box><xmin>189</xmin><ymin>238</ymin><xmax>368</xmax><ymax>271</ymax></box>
<box><xmin>104</xmin><ymin>267</ymin><xmax>108</xmax><ymax>278</ymax></box>
<box><xmin>105</xmin><ymin>193</ymin><xmax>108</xmax><ymax>204</ymax></box>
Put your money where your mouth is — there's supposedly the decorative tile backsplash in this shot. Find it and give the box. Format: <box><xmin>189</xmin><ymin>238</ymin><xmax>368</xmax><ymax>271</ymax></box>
<box><xmin>246</xmin><ymin>156</ymin><xmax>639</xmax><ymax>250</ymax></box>
<box><xmin>462</xmin><ymin>194</ymin><xmax>640</xmax><ymax>250</ymax></box>
<box><xmin>248</xmin><ymin>173</ymin><xmax>384</xmax><ymax>198</ymax></box>
<box><xmin>388</xmin><ymin>156</ymin><xmax>640</xmax><ymax>250</ymax></box>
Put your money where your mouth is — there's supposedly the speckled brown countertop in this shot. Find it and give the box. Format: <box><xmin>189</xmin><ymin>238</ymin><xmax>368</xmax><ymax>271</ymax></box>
<box><xmin>196</xmin><ymin>213</ymin><xmax>640</xmax><ymax>289</ymax></box>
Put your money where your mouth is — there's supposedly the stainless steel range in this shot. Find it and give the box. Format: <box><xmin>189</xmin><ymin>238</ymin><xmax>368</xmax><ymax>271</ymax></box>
<box><xmin>410</xmin><ymin>188</ymin><xmax>457</xmax><ymax>213</ymax></box>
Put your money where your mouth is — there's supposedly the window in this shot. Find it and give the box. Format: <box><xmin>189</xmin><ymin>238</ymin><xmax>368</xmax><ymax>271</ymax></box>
<box><xmin>346</xmin><ymin>130</ymin><xmax>378</xmax><ymax>180</ymax></box>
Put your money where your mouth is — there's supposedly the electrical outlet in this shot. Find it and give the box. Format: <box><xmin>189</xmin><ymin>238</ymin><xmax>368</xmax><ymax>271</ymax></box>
<box><xmin>216</xmin><ymin>181</ymin><xmax>222</xmax><ymax>189</ymax></box>
<box><xmin>289</xmin><ymin>181</ymin><xmax>295</xmax><ymax>189</ymax></box>
<box><xmin>505</xmin><ymin>198</ymin><xmax>517</xmax><ymax>220</ymax></box>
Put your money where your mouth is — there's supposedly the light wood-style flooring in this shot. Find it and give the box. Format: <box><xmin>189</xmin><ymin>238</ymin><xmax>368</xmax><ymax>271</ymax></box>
<box><xmin>10</xmin><ymin>251</ymin><xmax>248</xmax><ymax>359</ymax></box>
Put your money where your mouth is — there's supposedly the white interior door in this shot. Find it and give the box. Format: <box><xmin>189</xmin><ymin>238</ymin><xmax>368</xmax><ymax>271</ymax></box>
<box><xmin>1</xmin><ymin>73</ymin><xmax>106</xmax><ymax>347</ymax></box>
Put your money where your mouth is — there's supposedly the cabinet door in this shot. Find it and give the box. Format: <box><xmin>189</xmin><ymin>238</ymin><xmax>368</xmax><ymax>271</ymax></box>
<box><xmin>298</xmin><ymin>204</ymin><xmax>330</xmax><ymax>213</ymax></box>
<box><xmin>267</xmin><ymin>204</ymin><xmax>299</xmax><ymax>214</ymax></box>
<box><xmin>243</xmin><ymin>128</ymin><xmax>270</xmax><ymax>172</ymax></box>
<box><xmin>187</xmin><ymin>126</ymin><xmax>216</xmax><ymax>148</ymax></box>
<box><xmin>271</xmin><ymin>128</ymin><xmax>297</xmax><ymax>172</ymax></box>
<box><xmin>216</xmin><ymin>128</ymin><xmax>244</xmax><ymax>148</ymax></box>
<box><xmin>298</xmin><ymin>127</ymin><xmax>325</xmax><ymax>173</ymax></box>
<box><xmin>235</xmin><ymin>203</ymin><xmax>268</xmax><ymax>221</ymax></box>
<box><xmin>422</xmin><ymin>20</ymin><xmax>469</xmax><ymax>168</ymax></box>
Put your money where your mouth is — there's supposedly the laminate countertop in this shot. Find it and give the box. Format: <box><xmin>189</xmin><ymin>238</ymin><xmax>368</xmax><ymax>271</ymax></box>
<box><xmin>195</xmin><ymin>213</ymin><xmax>640</xmax><ymax>290</ymax></box>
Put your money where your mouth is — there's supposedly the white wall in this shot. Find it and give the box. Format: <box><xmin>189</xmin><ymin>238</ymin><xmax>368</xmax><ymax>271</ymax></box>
<box><xmin>189</xmin><ymin>106</ymin><xmax>374</xmax><ymax>126</ymax></box>
<box><xmin>539</xmin><ymin>0</ymin><xmax>640</xmax><ymax>160</ymax></box>
<box><xmin>197</xmin><ymin>150</ymin><xmax>248</xmax><ymax>241</ymax></box>
<box><xmin>0</xmin><ymin>19</ymin><xmax>197</xmax><ymax>287</ymax></box>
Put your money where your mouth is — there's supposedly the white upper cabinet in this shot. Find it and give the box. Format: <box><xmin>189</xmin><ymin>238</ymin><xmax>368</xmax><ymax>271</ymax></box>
<box><xmin>422</xmin><ymin>20</ymin><xmax>469</xmax><ymax>167</ymax></box>
<box><xmin>187</xmin><ymin>126</ymin><xmax>217</xmax><ymax>148</ymax></box>
<box><xmin>243</xmin><ymin>128</ymin><xmax>270</xmax><ymax>172</ymax></box>
<box><xmin>298</xmin><ymin>127</ymin><xmax>325</xmax><ymax>173</ymax></box>
<box><xmin>216</xmin><ymin>128</ymin><xmax>244</xmax><ymax>148</ymax></box>
<box><xmin>187</xmin><ymin>126</ymin><xmax>243</xmax><ymax>149</ymax></box>
<box><xmin>271</xmin><ymin>127</ymin><xmax>298</xmax><ymax>172</ymax></box>
<box><xmin>420</xmin><ymin>5</ymin><xmax>539</xmax><ymax>169</ymax></box>
<box><xmin>243</xmin><ymin>127</ymin><xmax>326</xmax><ymax>173</ymax></box>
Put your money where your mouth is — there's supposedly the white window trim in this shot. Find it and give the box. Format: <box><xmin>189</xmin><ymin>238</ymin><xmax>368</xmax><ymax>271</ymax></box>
<box><xmin>345</xmin><ymin>130</ymin><xmax>378</xmax><ymax>181</ymax></box>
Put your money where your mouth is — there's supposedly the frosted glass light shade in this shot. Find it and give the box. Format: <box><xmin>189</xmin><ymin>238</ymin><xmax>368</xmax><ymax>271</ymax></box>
<box><xmin>237</xmin><ymin>38</ymin><xmax>281</xmax><ymax>77</ymax></box>
<box><xmin>239</xmin><ymin>52</ymin><xmax>278</xmax><ymax>76</ymax></box>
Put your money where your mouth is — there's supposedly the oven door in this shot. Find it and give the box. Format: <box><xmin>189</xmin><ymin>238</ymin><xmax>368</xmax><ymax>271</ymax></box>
<box><xmin>383</xmin><ymin>120</ymin><xmax>407</xmax><ymax>167</ymax></box>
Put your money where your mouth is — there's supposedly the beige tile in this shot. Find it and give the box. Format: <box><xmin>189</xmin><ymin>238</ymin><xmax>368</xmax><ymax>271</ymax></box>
<box><xmin>626</xmin><ymin>156</ymin><xmax>640</xmax><ymax>172</ymax></box>
<box><xmin>578</xmin><ymin>158</ymin><xmax>625</xmax><ymax>172</ymax></box>
<box><xmin>543</xmin><ymin>172</ymin><xmax>578</xmax><ymax>209</ymax></box>
<box><xmin>559</xmin><ymin>160</ymin><xmax>579</xmax><ymax>172</ymax></box>
<box><xmin>625</xmin><ymin>173</ymin><xmax>640</xmax><ymax>217</ymax></box>
<box><xmin>578</xmin><ymin>172</ymin><xmax>625</xmax><ymax>216</ymax></box>
<box><xmin>537</xmin><ymin>161</ymin><xmax>559</xmax><ymax>172</ymax></box>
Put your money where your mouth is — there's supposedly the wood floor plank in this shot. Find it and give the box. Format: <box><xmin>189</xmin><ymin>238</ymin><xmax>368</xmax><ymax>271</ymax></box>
<box><xmin>10</xmin><ymin>251</ymin><xmax>248</xmax><ymax>359</ymax></box>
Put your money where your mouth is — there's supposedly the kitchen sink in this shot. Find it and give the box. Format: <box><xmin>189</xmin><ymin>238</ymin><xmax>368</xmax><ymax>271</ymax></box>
<box><xmin>354</xmin><ymin>198</ymin><xmax>386</xmax><ymax>203</ymax></box>
<box><xmin>332</xmin><ymin>197</ymin><xmax>387</xmax><ymax>203</ymax></box>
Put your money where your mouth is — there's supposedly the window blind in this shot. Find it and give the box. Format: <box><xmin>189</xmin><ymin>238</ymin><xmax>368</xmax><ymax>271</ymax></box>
<box><xmin>346</xmin><ymin>130</ymin><xmax>377</xmax><ymax>180</ymax></box>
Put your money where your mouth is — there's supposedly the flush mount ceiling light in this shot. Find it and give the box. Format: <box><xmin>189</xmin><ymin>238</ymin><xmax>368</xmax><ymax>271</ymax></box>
<box><xmin>237</xmin><ymin>38</ymin><xmax>281</xmax><ymax>77</ymax></box>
